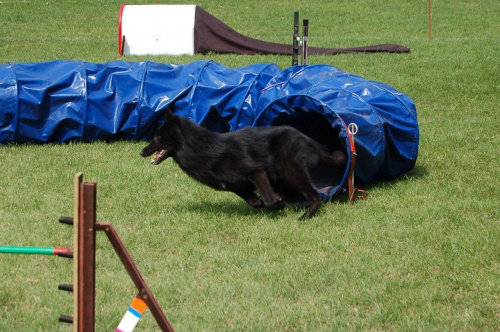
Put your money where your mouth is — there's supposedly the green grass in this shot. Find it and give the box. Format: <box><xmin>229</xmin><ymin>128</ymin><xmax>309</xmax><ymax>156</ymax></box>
<box><xmin>1</xmin><ymin>0</ymin><xmax>499</xmax><ymax>331</ymax></box>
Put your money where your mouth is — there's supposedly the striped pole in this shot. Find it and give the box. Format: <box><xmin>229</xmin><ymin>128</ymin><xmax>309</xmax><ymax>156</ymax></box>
<box><xmin>292</xmin><ymin>11</ymin><xmax>300</xmax><ymax>66</ymax></box>
<box><xmin>301</xmin><ymin>19</ymin><xmax>309</xmax><ymax>65</ymax></box>
<box><xmin>0</xmin><ymin>245</ymin><xmax>72</xmax><ymax>257</ymax></box>
<box><xmin>115</xmin><ymin>296</ymin><xmax>148</xmax><ymax>332</ymax></box>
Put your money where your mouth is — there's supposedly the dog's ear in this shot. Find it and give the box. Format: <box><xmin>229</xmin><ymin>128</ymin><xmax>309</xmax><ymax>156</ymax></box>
<box><xmin>165</xmin><ymin>106</ymin><xmax>174</xmax><ymax>121</ymax></box>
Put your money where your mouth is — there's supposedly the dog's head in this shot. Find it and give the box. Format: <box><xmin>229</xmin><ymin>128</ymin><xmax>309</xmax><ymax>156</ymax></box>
<box><xmin>140</xmin><ymin>107</ymin><xmax>180</xmax><ymax>165</ymax></box>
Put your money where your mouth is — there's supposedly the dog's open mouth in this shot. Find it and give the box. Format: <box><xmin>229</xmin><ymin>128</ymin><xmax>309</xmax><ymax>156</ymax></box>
<box><xmin>152</xmin><ymin>149</ymin><xmax>168</xmax><ymax>165</ymax></box>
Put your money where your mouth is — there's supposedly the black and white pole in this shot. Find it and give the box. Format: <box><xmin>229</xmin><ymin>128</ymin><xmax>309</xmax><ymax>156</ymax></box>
<box><xmin>301</xmin><ymin>19</ymin><xmax>309</xmax><ymax>65</ymax></box>
<box><xmin>292</xmin><ymin>11</ymin><xmax>300</xmax><ymax>66</ymax></box>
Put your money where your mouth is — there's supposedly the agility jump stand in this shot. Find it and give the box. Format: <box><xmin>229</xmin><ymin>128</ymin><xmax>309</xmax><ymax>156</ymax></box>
<box><xmin>68</xmin><ymin>172</ymin><xmax>175</xmax><ymax>331</ymax></box>
<box><xmin>291</xmin><ymin>12</ymin><xmax>309</xmax><ymax>66</ymax></box>
<box><xmin>0</xmin><ymin>173</ymin><xmax>174</xmax><ymax>332</ymax></box>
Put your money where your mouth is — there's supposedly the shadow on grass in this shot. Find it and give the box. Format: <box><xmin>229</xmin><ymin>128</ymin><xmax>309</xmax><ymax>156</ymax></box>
<box><xmin>355</xmin><ymin>164</ymin><xmax>429</xmax><ymax>190</ymax></box>
<box><xmin>173</xmin><ymin>164</ymin><xmax>429</xmax><ymax>219</ymax></box>
<box><xmin>182</xmin><ymin>198</ymin><xmax>315</xmax><ymax>221</ymax></box>
<box><xmin>325</xmin><ymin>164</ymin><xmax>429</xmax><ymax>204</ymax></box>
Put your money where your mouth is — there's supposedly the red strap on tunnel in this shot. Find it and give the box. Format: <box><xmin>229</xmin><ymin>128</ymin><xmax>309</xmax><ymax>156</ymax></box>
<box><xmin>346</xmin><ymin>127</ymin><xmax>357</xmax><ymax>204</ymax></box>
<box><xmin>343</xmin><ymin>122</ymin><xmax>367</xmax><ymax>204</ymax></box>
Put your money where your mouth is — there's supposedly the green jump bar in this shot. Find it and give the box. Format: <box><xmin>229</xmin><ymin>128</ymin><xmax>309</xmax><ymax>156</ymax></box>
<box><xmin>0</xmin><ymin>246</ymin><xmax>71</xmax><ymax>256</ymax></box>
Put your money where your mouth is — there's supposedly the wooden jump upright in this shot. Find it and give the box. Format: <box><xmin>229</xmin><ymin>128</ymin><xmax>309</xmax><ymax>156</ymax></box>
<box><xmin>71</xmin><ymin>173</ymin><xmax>174</xmax><ymax>332</ymax></box>
<box><xmin>0</xmin><ymin>173</ymin><xmax>173</xmax><ymax>330</ymax></box>
<box><xmin>71</xmin><ymin>172</ymin><xmax>96</xmax><ymax>331</ymax></box>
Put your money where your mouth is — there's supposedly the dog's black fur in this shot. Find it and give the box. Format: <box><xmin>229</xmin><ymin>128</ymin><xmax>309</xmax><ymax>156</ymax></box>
<box><xmin>140</xmin><ymin>107</ymin><xmax>347</xmax><ymax>220</ymax></box>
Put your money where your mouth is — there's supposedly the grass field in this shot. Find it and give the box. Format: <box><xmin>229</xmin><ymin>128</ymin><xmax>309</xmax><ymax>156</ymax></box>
<box><xmin>1</xmin><ymin>0</ymin><xmax>499</xmax><ymax>331</ymax></box>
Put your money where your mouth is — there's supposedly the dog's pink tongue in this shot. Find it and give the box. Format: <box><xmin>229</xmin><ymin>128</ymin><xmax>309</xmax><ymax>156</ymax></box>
<box><xmin>150</xmin><ymin>150</ymin><xmax>162</xmax><ymax>164</ymax></box>
<box><xmin>155</xmin><ymin>150</ymin><xmax>162</xmax><ymax>161</ymax></box>
<box><xmin>151</xmin><ymin>150</ymin><xmax>166</xmax><ymax>165</ymax></box>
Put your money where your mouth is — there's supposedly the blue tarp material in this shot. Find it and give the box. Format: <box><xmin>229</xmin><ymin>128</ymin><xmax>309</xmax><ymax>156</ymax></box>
<box><xmin>0</xmin><ymin>60</ymin><xmax>419</xmax><ymax>199</ymax></box>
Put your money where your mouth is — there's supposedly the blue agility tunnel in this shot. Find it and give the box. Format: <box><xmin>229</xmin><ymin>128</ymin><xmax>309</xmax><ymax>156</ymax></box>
<box><xmin>0</xmin><ymin>60</ymin><xmax>419</xmax><ymax>199</ymax></box>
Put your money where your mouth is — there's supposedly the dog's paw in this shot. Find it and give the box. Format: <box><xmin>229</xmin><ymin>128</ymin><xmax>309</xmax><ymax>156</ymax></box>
<box><xmin>247</xmin><ymin>198</ymin><xmax>264</xmax><ymax>209</ymax></box>
<box><xmin>265</xmin><ymin>199</ymin><xmax>286</xmax><ymax>211</ymax></box>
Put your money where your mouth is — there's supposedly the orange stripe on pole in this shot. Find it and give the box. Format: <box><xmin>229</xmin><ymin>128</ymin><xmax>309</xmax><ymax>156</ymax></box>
<box><xmin>130</xmin><ymin>297</ymin><xmax>147</xmax><ymax>314</ymax></box>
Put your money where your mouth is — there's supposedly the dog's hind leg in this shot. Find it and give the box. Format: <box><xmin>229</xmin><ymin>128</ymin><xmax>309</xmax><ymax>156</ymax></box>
<box><xmin>282</xmin><ymin>166</ymin><xmax>323</xmax><ymax>220</ymax></box>
<box><xmin>299</xmin><ymin>191</ymin><xmax>322</xmax><ymax>221</ymax></box>
<box><xmin>251</xmin><ymin>171</ymin><xmax>285</xmax><ymax>210</ymax></box>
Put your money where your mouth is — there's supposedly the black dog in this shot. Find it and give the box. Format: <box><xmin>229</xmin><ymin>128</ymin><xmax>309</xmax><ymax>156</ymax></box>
<box><xmin>140</xmin><ymin>107</ymin><xmax>346</xmax><ymax>220</ymax></box>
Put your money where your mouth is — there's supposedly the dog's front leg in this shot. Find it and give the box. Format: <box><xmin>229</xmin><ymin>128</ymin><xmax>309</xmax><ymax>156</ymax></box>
<box><xmin>252</xmin><ymin>171</ymin><xmax>285</xmax><ymax>210</ymax></box>
<box><xmin>226</xmin><ymin>184</ymin><xmax>264</xmax><ymax>209</ymax></box>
